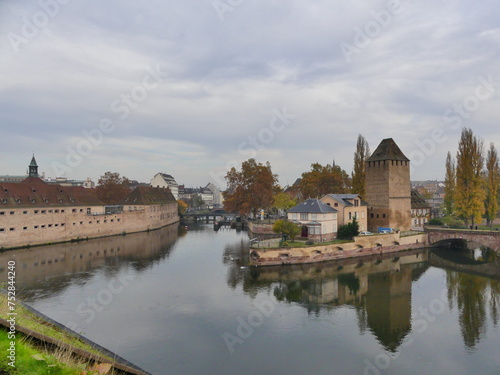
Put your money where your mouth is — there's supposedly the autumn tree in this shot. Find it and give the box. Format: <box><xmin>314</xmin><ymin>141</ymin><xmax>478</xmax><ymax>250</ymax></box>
<box><xmin>272</xmin><ymin>192</ymin><xmax>297</xmax><ymax>214</ymax></box>
<box><xmin>444</xmin><ymin>152</ymin><xmax>456</xmax><ymax>215</ymax></box>
<box><xmin>273</xmin><ymin>219</ymin><xmax>300</xmax><ymax>241</ymax></box>
<box><xmin>223</xmin><ymin>158</ymin><xmax>278</xmax><ymax>217</ymax></box>
<box><xmin>455</xmin><ymin>128</ymin><xmax>485</xmax><ymax>227</ymax></box>
<box><xmin>95</xmin><ymin>172</ymin><xmax>130</xmax><ymax>204</ymax></box>
<box><xmin>484</xmin><ymin>143</ymin><xmax>499</xmax><ymax>227</ymax></box>
<box><xmin>177</xmin><ymin>199</ymin><xmax>188</xmax><ymax>215</ymax></box>
<box><xmin>300</xmin><ymin>163</ymin><xmax>350</xmax><ymax>199</ymax></box>
<box><xmin>351</xmin><ymin>134</ymin><xmax>370</xmax><ymax>197</ymax></box>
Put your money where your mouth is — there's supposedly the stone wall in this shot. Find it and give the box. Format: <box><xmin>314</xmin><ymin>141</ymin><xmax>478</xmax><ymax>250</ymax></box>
<box><xmin>0</xmin><ymin>203</ymin><xmax>179</xmax><ymax>249</ymax></box>
<box><xmin>250</xmin><ymin>232</ymin><xmax>427</xmax><ymax>266</ymax></box>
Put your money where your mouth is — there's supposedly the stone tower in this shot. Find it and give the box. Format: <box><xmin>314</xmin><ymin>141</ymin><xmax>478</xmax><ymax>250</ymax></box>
<box><xmin>28</xmin><ymin>155</ymin><xmax>39</xmax><ymax>178</ymax></box>
<box><xmin>365</xmin><ymin>138</ymin><xmax>411</xmax><ymax>231</ymax></box>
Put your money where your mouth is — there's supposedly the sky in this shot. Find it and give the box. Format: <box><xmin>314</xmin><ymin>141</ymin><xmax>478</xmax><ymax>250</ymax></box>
<box><xmin>1</xmin><ymin>0</ymin><xmax>500</xmax><ymax>189</ymax></box>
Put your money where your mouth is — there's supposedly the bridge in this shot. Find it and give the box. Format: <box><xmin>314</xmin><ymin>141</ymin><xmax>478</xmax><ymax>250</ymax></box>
<box><xmin>425</xmin><ymin>227</ymin><xmax>500</xmax><ymax>253</ymax></box>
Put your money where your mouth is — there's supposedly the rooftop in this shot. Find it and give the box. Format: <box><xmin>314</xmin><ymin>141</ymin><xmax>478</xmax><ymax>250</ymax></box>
<box><xmin>288</xmin><ymin>198</ymin><xmax>338</xmax><ymax>214</ymax></box>
<box><xmin>367</xmin><ymin>138</ymin><xmax>409</xmax><ymax>162</ymax></box>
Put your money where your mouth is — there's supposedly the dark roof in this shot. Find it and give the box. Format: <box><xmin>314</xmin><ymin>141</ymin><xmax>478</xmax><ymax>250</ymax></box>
<box><xmin>0</xmin><ymin>177</ymin><xmax>103</xmax><ymax>207</ymax></box>
<box><xmin>288</xmin><ymin>198</ymin><xmax>338</xmax><ymax>214</ymax></box>
<box><xmin>122</xmin><ymin>186</ymin><xmax>177</xmax><ymax>205</ymax></box>
<box><xmin>367</xmin><ymin>138</ymin><xmax>409</xmax><ymax>162</ymax></box>
<box><xmin>324</xmin><ymin>194</ymin><xmax>368</xmax><ymax>207</ymax></box>
<box><xmin>411</xmin><ymin>190</ymin><xmax>431</xmax><ymax>209</ymax></box>
<box><xmin>29</xmin><ymin>155</ymin><xmax>38</xmax><ymax>167</ymax></box>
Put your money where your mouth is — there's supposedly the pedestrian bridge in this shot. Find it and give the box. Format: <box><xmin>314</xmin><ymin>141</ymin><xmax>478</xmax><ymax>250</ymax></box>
<box><xmin>425</xmin><ymin>227</ymin><xmax>500</xmax><ymax>253</ymax></box>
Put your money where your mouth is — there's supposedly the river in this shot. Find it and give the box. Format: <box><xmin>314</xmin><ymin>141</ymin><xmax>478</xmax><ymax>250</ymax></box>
<box><xmin>1</xmin><ymin>223</ymin><xmax>499</xmax><ymax>375</ymax></box>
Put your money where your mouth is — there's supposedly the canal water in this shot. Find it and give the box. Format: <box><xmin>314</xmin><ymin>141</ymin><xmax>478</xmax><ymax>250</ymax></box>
<box><xmin>1</xmin><ymin>223</ymin><xmax>499</xmax><ymax>375</ymax></box>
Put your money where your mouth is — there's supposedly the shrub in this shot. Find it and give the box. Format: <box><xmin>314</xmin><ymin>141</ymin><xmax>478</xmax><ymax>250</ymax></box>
<box><xmin>428</xmin><ymin>218</ymin><xmax>444</xmax><ymax>226</ymax></box>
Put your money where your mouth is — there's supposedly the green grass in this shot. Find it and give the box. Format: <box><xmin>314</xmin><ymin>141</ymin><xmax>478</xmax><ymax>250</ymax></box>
<box><xmin>0</xmin><ymin>293</ymin><xmax>114</xmax><ymax>374</ymax></box>
<box><xmin>0</xmin><ymin>329</ymin><xmax>86</xmax><ymax>375</ymax></box>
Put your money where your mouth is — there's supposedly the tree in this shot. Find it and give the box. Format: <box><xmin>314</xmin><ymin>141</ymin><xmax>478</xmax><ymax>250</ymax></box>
<box><xmin>95</xmin><ymin>172</ymin><xmax>130</xmax><ymax>204</ymax></box>
<box><xmin>484</xmin><ymin>143</ymin><xmax>499</xmax><ymax>227</ymax></box>
<box><xmin>352</xmin><ymin>134</ymin><xmax>370</xmax><ymax>197</ymax></box>
<box><xmin>455</xmin><ymin>128</ymin><xmax>485</xmax><ymax>227</ymax></box>
<box><xmin>177</xmin><ymin>199</ymin><xmax>188</xmax><ymax>215</ymax></box>
<box><xmin>337</xmin><ymin>217</ymin><xmax>360</xmax><ymax>240</ymax></box>
<box><xmin>272</xmin><ymin>192</ymin><xmax>297</xmax><ymax>214</ymax></box>
<box><xmin>273</xmin><ymin>220</ymin><xmax>300</xmax><ymax>241</ymax></box>
<box><xmin>444</xmin><ymin>152</ymin><xmax>456</xmax><ymax>215</ymax></box>
<box><xmin>190</xmin><ymin>193</ymin><xmax>205</xmax><ymax>210</ymax></box>
<box><xmin>223</xmin><ymin>158</ymin><xmax>278</xmax><ymax>217</ymax></box>
<box><xmin>300</xmin><ymin>163</ymin><xmax>350</xmax><ymax>199</ymax></box>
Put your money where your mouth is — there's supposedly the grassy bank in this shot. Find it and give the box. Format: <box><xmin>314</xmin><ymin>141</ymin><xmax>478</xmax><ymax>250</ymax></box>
<box><xmin>0</xmin><ymin>293</ymin><xmax>114</xmax><ymax>374</ymax></box>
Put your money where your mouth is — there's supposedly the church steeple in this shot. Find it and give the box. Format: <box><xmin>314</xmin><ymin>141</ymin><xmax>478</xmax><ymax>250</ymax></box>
<box><xmin>29</xmin><ymin>155</ymin><xmax>39</xmax><ymax>177</ymax></box>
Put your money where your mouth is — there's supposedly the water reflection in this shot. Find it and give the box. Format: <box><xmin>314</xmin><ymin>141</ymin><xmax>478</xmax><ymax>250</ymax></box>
<box><xmin>0</xmin><ymin>224</ymin><xmax>181</xmax><ymax>300</ymax></box>
<box><xmin>231</xmin><ymin>249</ymin><xmax>429</xmax><ymax>352</ymax></box>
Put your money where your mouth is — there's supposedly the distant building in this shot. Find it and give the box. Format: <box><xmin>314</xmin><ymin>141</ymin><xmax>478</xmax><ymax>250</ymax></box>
<box><xmin>206</xmin><ymin>182</ymin><xmax>223</xmax><ymax>208</ymax></box>
<box><xmin>411</xmin><ymin>190</ymin><xmax>431</xmax><ymax>230</ymax></box>
<box><xmin>365</xmin><ymin>138</ymin><xmax>412</xmax><ymax>232</ymax></box>
<box><xmin>287</xmin><ymin>198</ymin><xmax>338</xmax><ymax>241</ymax></box>
<box><xmin>179</xmin><ymin>185</ymin><xmax>214</xmax><ymax>207</ymax></box>
<box><xmin>151</xmin><ymin>173</ymin><xmax>179</xmax><ymax>199</ymax></box>
<box><xmin>45</xmin><ymin>177</ymin><xmax>95</xmax><ymax>189</ymax></box>
<box><xmin>320</xmin><ymin>194</ymin><xmax>368</xmax><ymax>231</ymax></box>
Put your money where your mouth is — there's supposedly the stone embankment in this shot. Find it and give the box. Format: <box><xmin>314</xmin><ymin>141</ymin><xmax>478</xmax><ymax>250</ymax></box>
<box><xmin>250</xmin><ymin>232</ymin><xmax>427</xmax><ymax>266</ymax></box>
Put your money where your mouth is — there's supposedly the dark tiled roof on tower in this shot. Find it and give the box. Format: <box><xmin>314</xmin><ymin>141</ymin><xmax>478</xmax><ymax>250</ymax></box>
<box><xmin>367</xmin><ymin>138</ymin><xmax>409</xmax><ymax>162</ymax></box>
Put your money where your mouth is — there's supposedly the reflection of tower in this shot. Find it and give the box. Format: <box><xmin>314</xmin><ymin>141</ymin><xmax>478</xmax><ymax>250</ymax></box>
<box><xmin>365</xmin><ymin>266</ymin><xmax>412</xmax><ymax>352</ymax></box>
<box><xmin>365</xmin><ymin>138</ymin><xmax>411</xmax><ymax>231</ymax></box>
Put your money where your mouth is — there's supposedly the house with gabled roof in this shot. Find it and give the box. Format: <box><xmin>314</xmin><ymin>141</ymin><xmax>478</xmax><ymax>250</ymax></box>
<box><xmin>150</xmin><ymin>172</ymin><xmax>179</xmax><ymax>199</ymax></box>
<box><xmin>320</xmin><ymin>194</ymin><xmax>368</xmax><ymax>231</ymax></box>
<box><xmin>287</xmin><ymin>198</ymin><xmax>338</xmax><ymax>241</ymax></box>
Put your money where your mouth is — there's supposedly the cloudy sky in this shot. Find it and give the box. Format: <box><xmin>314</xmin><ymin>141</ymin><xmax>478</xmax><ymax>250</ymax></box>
<box><xmin>1</xmin><ymin>0</ymin><xmax>500</xmax><ymax>188</ymax></box>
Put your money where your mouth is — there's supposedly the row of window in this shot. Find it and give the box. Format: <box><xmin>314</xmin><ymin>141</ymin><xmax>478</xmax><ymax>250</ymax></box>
<box><xmin>0</xmin><ymin>208</ymin><xmax>92</xmax><ymax>215</ymax></box>
<box><xmin>0</xmin><ymin>218</ymin><xmax>122</xmax><ymax>233</ymax></box>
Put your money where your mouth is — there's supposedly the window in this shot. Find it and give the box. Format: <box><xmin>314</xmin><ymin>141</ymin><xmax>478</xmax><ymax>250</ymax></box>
<box><xmin>0</xmin><ymin>212</ymin><xmax>4</xmax><ymax>215</ymax></box>
<box><xmin>334</xmin><ymin>203</ymin><xmax>338</xmax><ymax>207</ymax></box>
<box><xmin>61</xmin><ymin>209</ymin><xmax>65</xmax><ymax>213</ymax></box>
<box><xmin>34</xmin><ymin>225</ymin><xmax>39</xmax><ymax>229</ymax></box>
<box><xmin>72</xmin><ymin>209</ymin><xmax>77</xmax><ymax>213</ymax></box>
<box><xmin>41</xmin><ymin>225</ymin><xmax>46</xmax><ymax>228</ymax></box>
<box><xmin>23</xmin><ymin>227</ymin><xmax>27</xmax><ymax>230</ymax></box>
<box><xmin>48</xmin><ymin>224</ymin><xmax>52</xmax><ymax>228</ymax></box>
<box><xmin>354</xmin><ymin>200</ymin><xmax>359</xmax><ymax>207</ymax></box>
<box><xmin>41</xmin><ymin>210</ymin><xmax>46</xmax><ymax>214</ymax></box>
<box><xmin>48</xmin><ymin>209</ymin><xmax>53</xmax><ymax>213</ymax></box>
<box><xmin>361</xmin><ymin>212</ymin><xmax>365</xmax><ymax>219</ymax></box>
<box><xmin>311</xmin><ymin>213</ymin><xmax>317</xmax><ymax>221</ymax></box>
<box><xmin>349</xmin><ymin>212</ymin><xmax>352</xmax><ymax>220</ymax></box>
<box><xmin>9</xmin><ymin>228</ymin><xmax>15</xmax><ymax>231</ymax></box>
<box><xmin>292</xmin><ymin>213</ymin><xmax>297</xmax><ymax>220</ymax></box>
<box><xmin>382</xmin><ymin>214</ymin><xmax>386</xmax><ymax>218</ymax></box>
<box><xmin>55</xmin><ymin>209</ymin><xmax>59</xmax><ymax>213</ymax></box>
<box><xmin>10</xmin><ymin>211</ymin><xmax>14</xmax><ymax>215</ymax></box>
<box><xmin>23</xmin><ymin>211</ymin><xmax>27</xmax><ymax>214</ymax></box>
<box><xmin>0</xmin><ymin>228</ymin><xmax>4</xmax><ymax>232</ymax></box>
<box><xmin>300</xmin><ymin>213</ymin><xmax>308</xmax><ymax>221</ymax></box>
<box><xmin>87</xmin><ymin>208</ymin><xmax>91</xmax><ymax>214</ymax></box>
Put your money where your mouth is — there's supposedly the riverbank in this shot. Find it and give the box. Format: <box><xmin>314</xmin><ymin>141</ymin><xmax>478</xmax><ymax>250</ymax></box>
<box><xmin>249</xmin><ymin>231</ymin><xmax>427</xmax><ymax>266</ymax></box>
<box><xmin>0</xmin><ymin>292</ymin><xmax>150</xmax><ymax>375</ymax></box>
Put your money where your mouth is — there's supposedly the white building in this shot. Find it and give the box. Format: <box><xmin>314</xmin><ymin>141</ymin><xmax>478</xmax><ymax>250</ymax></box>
<box><xmin>151</xmin><ymin>173</ymin><xmax>179</xmax><ymax>199</ymax></box>
<box><xmin>287</xmin><ymin>198</ymin><xmax>338</xmax><ymax>241</ymax></box>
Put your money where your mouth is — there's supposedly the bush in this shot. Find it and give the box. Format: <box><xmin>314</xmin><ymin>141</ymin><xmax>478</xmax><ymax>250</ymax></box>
<box><xmin>306</xmin><ymin>239</ymin><xmax>314</xmax><ymax>245</ymax></box>
<box><xmin>428</xmin><ymin>218</ymin><xmax>444</xmax><ymax>226</ymax></box>
<box><xmin>337</xmin><ymin>218</ymin><xmax>360</xmax><ymax>240</ymax></box>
